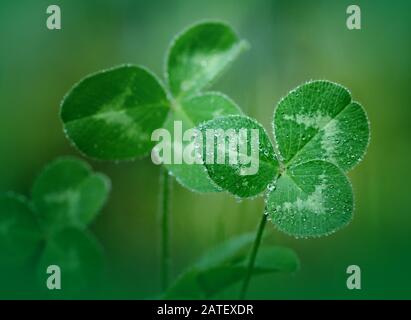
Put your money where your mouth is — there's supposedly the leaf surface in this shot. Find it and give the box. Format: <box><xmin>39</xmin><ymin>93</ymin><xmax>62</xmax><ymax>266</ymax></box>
<box><xmin>0</xmin><ymin>193</ymin><xmax>42</xmax><ymax>266</ymax></box>
<box><xmin>36</xmin><ymin>228</ymin><xmax>104</xmax><ymax>290</ymax></box>
<box><xmin>161</xmin><ymin>92</ymin><xmax>241</xmax><ymax>192</ymax></box>
<box><xmin>197</xmin><ymin>246</ymin><xmax>299</xmax><ymax>296</ymax></box>
<box><xmin>167</xmin><ymin>22</ymin><xmax>247</xmax><ymax>99</ymax></box>
<box><xmin>164</xmin><ymin>241</ymin><xmax>298</xmax><ymax>299</ymax></box>
<box><xmin>265</xmin><ymin>160</ymin><xmax>353</xmax><ymax>238</ymax></box>
<box><xmin>198</xmin><ymin>115</ymin><xmax>278</xmax><ymax>198</ymax></box>
<box><xmin>31</xmin><ymin>157</ymin><xmax>110</xmax><ymax>233</ymax></box>
<box><xmin>61</xmin><ymin>65</ymin><xmax>170</xmax><ymax>160</ymax></box>
<box><xmin>274</xmin><ymin>80</ymin><xmax>369</xmax><ymax>171</ymax></box>
<box><xmin>195</xmin><ymin>233</ymin><xmax>255</xmax><ymax>268</ymax></box>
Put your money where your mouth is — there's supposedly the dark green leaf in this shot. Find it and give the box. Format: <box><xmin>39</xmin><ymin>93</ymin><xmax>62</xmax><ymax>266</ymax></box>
<box><xmin>0</xmin><ymin>193</ymin><xmax>42</xmax><ymax>266</ymax></box>
<box><xmin>162</xmin><ymin>92</ymin><xmax>242</xmax><ymax>192</ymax></box>
<box><xmin>164</xmin><ymin>244</ymin><xmax>298</xmax><ymax>299</ymax></box>
<box><xmin>31</xmin><ymin>157</ymin><xmax>110</xmax><ymax>233</ymax></box>
<box><xmin>164</xmin><ymin>233</ymin><xmax>255</xmax><ymax>299</ymax></box>
<box><xmin>198</xmin><ymin>115</ymin><xmax>278</xmax><ymax>198</ymax></box>
<box><xmin>61</xmin><ymin>65</ymin><xmax>170</xmax><ymax>160</ymax></box>
<box><xmin>36</xmin><ymin>228</ymin><xmax>104</xmax><ymax>291</ymax></box>
<box><xmin>198</xmin><ymin>246</ymin><xmax>299</xmax><ymax>296</ymax></box>
<box><xmin>195</xmin><ymin>233</ymin><xmax>255</xmax><ymax>268</ymax></box>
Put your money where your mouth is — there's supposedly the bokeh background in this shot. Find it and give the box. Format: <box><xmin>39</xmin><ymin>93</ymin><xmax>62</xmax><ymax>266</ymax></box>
<box><xmin>0</xmin><ymin>0</ymin><xmax>410</xmax><ymax>299</ymax></box>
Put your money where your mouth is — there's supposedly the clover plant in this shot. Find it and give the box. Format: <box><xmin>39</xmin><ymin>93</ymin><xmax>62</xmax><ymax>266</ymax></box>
<box><xmin>58</xmin><ymin>20</ymin><xmax>370</xmax><ymax>299</ymax></box>
<box><xmin>197</xmin><ymin>80</ymin><xmax>370</xmax><ymax>298</ymax></box>
<box><xmin>60</xmin><ymin>21</ymin><xmax>248</xmax><ymax>290</ymax></box>
<box><xmin>0</xmin><ymin>157</ymin><xmax>110</xmax><ymax>290</ymax></box>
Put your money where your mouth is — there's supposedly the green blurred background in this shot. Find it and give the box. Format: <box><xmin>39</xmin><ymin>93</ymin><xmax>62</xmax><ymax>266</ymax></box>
<box><xmin>0</xmin><ymin>0</ymin><xmax>410</xmax><ymax>299</ymax></box>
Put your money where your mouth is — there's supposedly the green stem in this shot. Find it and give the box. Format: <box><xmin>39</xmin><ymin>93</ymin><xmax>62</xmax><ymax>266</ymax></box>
<box><xmin>160</xmin><ymin>167</ymin><xmax>171</xmax><ymax>292</ymax></box>
<box><xmin>240</xmin><ymin>213</ymin><xmax>268</xmax><ymax>299</ymax></box>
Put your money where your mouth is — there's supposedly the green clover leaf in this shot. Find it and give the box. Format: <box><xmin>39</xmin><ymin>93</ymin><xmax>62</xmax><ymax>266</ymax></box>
<box><xmin>266</xmin><ymin>160</ymin><xmax>353</xmax><ymax>237</ymax></box>
<box><xmin>61</xmin><ymin>65</ymin><xmax>170</xmax><ymax>161</ymax></box>
<box><xmin>0</xmin><ymin>157</ymin><xmax>109</xmax><ymax>287</ymax></box>
<box><xmin>166</xmin><ymin>21</ymin><xmax>247</xmax><ymax>100</ymax></box>
<box><xmin>274</xmin><ymin>80</ymin><xmax>369</xmax><ymax>171</ymax></box>
<box><xmin>198</xmin><ymin>115</ymin><xmax>278</xmax><ymax>198</ymax></box>
<box><xmin>36</xmin><ymin>228</ymin><xmax>104</xmax><ymax>291</ymax></box>
<box><xmin>31</xmin><ymin>157</ymin><xmax>110</xmax><ymax>233</ymax></box>
<box><xmin>199</xmin><ymin>80</ymin><xmax>370</xmax><ymax>238</ymax></box>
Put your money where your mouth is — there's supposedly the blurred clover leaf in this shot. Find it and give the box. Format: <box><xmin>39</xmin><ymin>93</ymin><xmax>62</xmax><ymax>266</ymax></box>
<box><xmin>164</xmin><ymin>234</ymin><xmax>299</xmax><ymax>299</ymax></box>
<box><xmin>167</xmin><ymin>22</ymin><xmax>247</xmax><ymax>100</ymax></box>
<box><xmin>60</xmin><ymin>21</ymin><xmax>247</xmax><ymax>193</ymax></box>
<box><xmin>0</xmin><ymin>157</ymin><xmax>109</xmax><ymax>289</ymax></box>
<box><xmin>0</xmin><ymin>193</ymin><xmax>42</xmax><ymax>265</ymax></box>
<box><xmin>199</xmin><ymin>80</ymin><xmax>370</xmax><ymax>238</ymax></box>
<box><xmin>36</xmin><ymin>227</ymin><xmax>104</xmax><ymax>292</ymax></box>
<box><xmin>31</xmin><ymin>157</ymin><xmax>110</xmax><ymax>234</ymax></box>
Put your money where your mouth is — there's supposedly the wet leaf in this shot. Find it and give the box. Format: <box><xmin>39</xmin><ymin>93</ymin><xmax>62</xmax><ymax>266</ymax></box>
<box><xmin>161</xmin><ymin>92</ymin><xmax>242</xmax><ymax>192</ymax></box>
<box><xmin>198</xmin><ymin>115</ymin><xmax>278</xmax><ymax>198</ymax></box>
<box><xmin>265</xmin><ymin>160</ymin><xmax>353</xmax><ymax>238</ymax></box>
<box><xmin>274</xmin><ymin>80</ymin><xmax>369</xmax><ymax>171</ymax></box>
<box><xmin>166</xmin><ymin>22</ymin><xmax>247</xmax><ymax>99</ymax></box>
<box><xmin>61</xmin><ymin>65</ymin><xmax>170</xmax><ymax>160</ymax></box>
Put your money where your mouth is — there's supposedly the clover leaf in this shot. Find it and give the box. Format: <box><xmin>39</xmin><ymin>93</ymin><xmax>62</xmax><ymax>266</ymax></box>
<box><xmin>199</xmin><ymin>80</ymin><xmax>370</xmax><ymax>238</ymax></box>
<box><xmin>61</xmin><ymin>65</ymin><xmax>170</xmax><ymax>161</ymax></box>
<box><xmin>31</xmin><ymin>157</ymin><xmax>110</xmax><ymax>234</ymax></box>
<box><xmin>198</xmin><ymin>115</ymin><xmax>278</xmax><ymax>198</ymax></box>
<box><xmin>166</xmin><ymin>21</ymin><xmax>247</xmax><ymax>100</ymax></box>
<box><xmin>266</xmin><ymin>160</ymin><xmax>353</xmax><ymax>237</ymax></box>
<box><xmin>194</xmin><ymin>80</ymin><xmax>369</xmax><ymax>298</ymax></box>
<box><xmin>268</xmin><ymin>80</ymin><xmax>369</xmax><ymax>237</ymax></box>
<box><xmin>36</xmin><ymin>228</ymin><xmax>104</xmax><ymax>291</ymax></box>
<box><xmin>274</xmin><ymin>80</ymin><xmax>369</xmax><ymax>171</ymax></box>
<box><xmin>0</xmin><ymin>157</ymin><xmax>109</xmax><ymax>288</ymax></box>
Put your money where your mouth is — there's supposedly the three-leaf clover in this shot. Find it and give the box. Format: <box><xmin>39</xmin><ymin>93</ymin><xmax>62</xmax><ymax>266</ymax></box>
<box><xmin>197</xmin><ymin>80</ymin><xmax>369</xmax><ymax>298</ymax></box>
<box><xmin>199</xmin><ymin>80</ymin><xmax>370</xmax><ymax>238</ymax></box>
<box><xmin>61</xmin><ymin>21</ymin><xmax>247</xmax><ymax>193</ymax></box>
<box><xmin>0</xmin><ymin>157</ymin><xmax>109</xmax><ymax>290</ymax></box>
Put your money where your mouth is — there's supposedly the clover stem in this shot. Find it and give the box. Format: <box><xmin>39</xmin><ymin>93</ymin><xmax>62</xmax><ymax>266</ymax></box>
<box><xmin>160</xmin><ymin>166</ymin><xmax>171</xmax><ymax>291</ymax></box>
<box><xmin>239</xmin><ymin>212</ymin><xmax>268</xmax><ymax>299</ymax></box>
